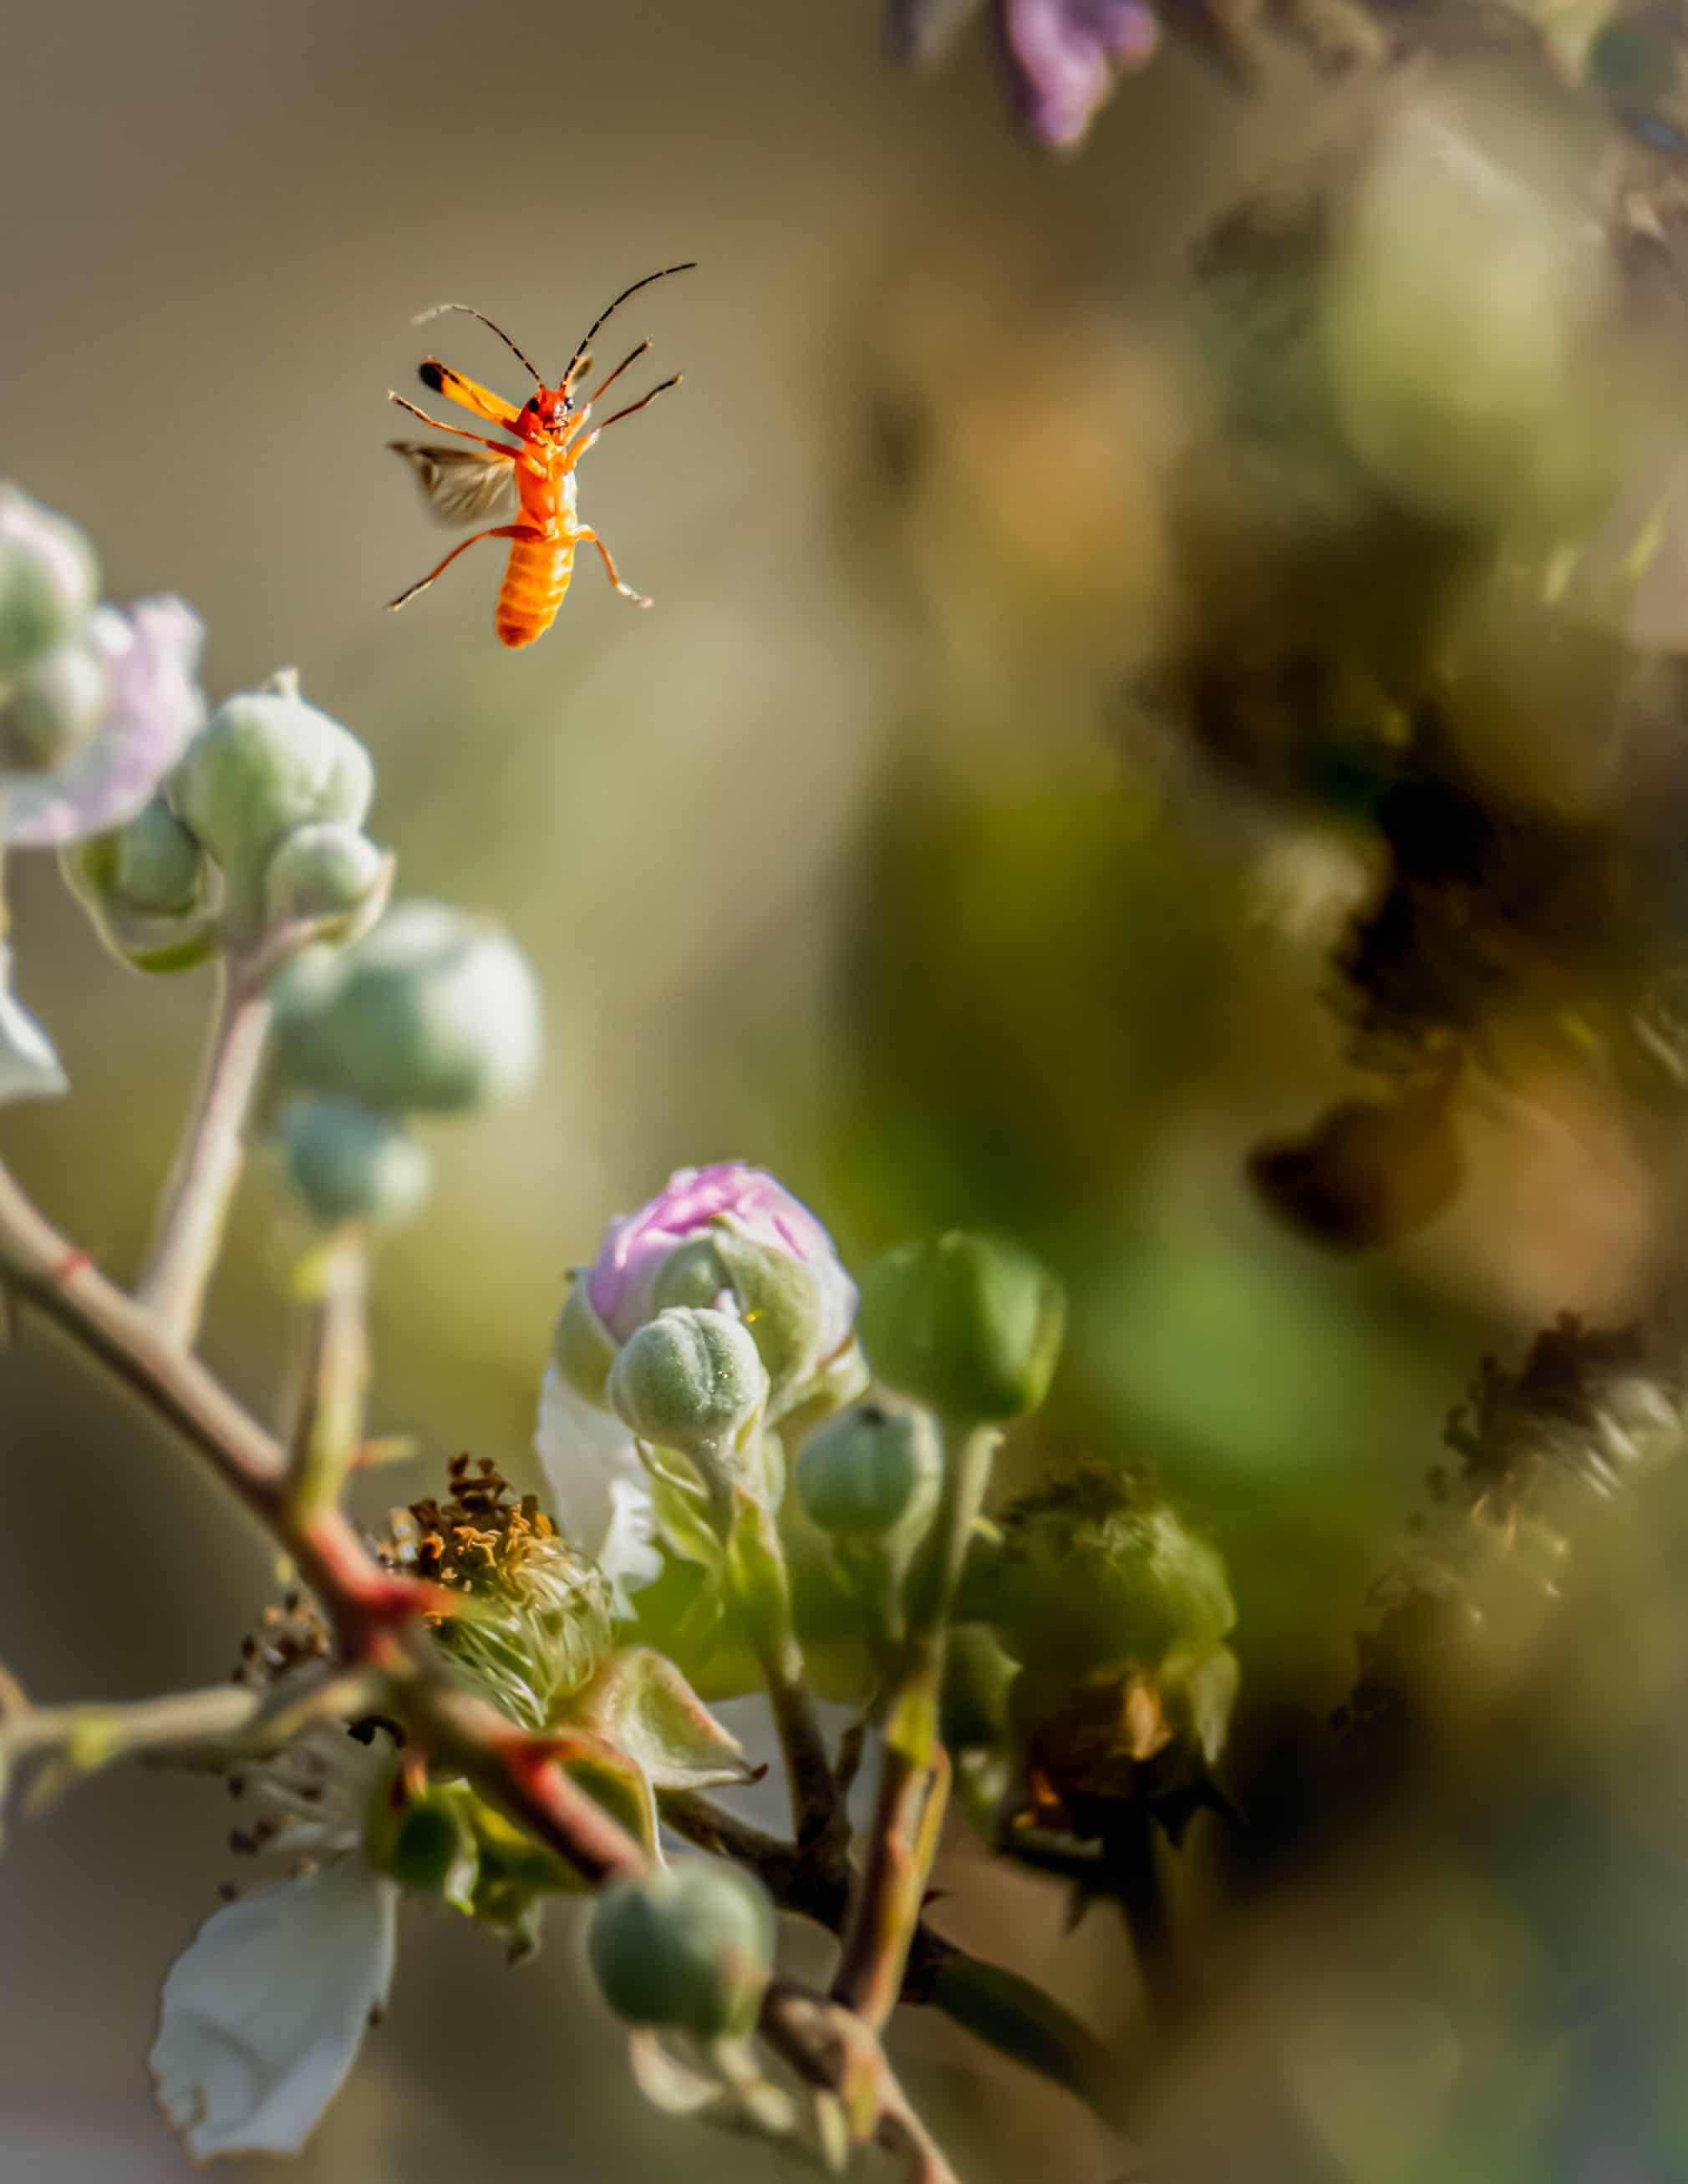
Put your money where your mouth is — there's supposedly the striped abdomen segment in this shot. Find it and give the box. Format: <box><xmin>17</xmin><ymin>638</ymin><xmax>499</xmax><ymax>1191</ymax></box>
<box><xmin>496</xmin><ymin>534</ymin><xmax>574</xmax><ymax>649</ymax></box>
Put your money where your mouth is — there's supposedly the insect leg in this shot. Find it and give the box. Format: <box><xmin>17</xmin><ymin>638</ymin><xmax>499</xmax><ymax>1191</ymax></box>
<box><xmin>577</xmin><ymin>339</ymin><xmax>651</xmax><ymax>407</ymax></box>
<box><xmin>563</xmin><ymin>374</ymin><xmax>683</xmax><ymax>463</ymax></box>
<box><xmin>388</xmin><ymin>523</ymin><xmax>534</xmax><ymax>612</ymax></box>
<box><xmin>386</xmin><ymin>392</ymin><xmax>516</xmax><ymax>455</ymax></box>
<box><xmin>573</xmin><ymin>526</ymin><xmax>652</xmax><ymax>609</ymax></box>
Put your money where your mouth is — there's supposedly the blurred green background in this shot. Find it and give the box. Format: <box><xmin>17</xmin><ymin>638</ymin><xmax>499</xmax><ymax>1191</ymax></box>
<box><xmin>7</xmin><ymin>2</ymin><xmax>1688</xmax><ymax>2178</ymax></box>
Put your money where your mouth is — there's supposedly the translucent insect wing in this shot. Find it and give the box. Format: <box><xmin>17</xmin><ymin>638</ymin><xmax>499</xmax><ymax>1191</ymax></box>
<box><xmin>388</xmin><ymin>442</ymin><xmax>520</xmax><ymax>526</ymax></box>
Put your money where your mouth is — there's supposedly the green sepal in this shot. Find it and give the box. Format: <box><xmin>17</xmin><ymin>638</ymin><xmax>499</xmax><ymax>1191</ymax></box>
<box><xmin>552</xmin><ymin>1268</ymin><xmax>618</xmax><ymax>1408</ymax></box>
<box><xmin>567</xmin><ymin>1646</ymin><xmax>754</xmax><ymax>1790</ymax></box>
<box><xmin>562</xmin><ymin>1729</ymin><xmax>662</xmax><ymax>1859</ymax></box>
<box><xmin>1162</xmin><ymin>1643</ymin><xmax>1240</xmax><ymax>1766</ymax></box>
<box><xmin>723</xmin><ymin>1486</ymin><xmax>792</xmax><ymax>1658</ymax></box>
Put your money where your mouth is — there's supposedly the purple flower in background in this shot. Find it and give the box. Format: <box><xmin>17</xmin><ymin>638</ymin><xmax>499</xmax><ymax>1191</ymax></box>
<box><xmin>587</xmin><ymin>1161</ymin><xmax>858</xmax><ymax>1360</ymax></box>
<box><xmin>892</xmin><ymin>0</ymin><xmax>1160</xmax><ymax>148</ymax></box>
<box><xmin>996</xmin><ymin>0</ymin><xmax>1160</xmax><ymax>145</ymax></box>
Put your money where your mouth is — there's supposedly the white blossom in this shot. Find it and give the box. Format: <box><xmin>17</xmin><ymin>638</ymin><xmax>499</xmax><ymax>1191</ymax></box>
<box><xmin>150</xmin><ymin>1721</ymin><xmax>396</xmax><ymax>2161</ymax></box>
<box><xmin>535</xmin><ymin>1362</ymin><xmax>663</xmax><ymax>1606</ymax></box>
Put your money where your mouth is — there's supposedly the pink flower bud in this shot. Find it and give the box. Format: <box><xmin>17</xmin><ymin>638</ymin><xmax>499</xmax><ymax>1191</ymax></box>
<box><xmin>587</xmin><ymin>1162</ymin><xmax>857</xmax><ymax>1364</ymax></box>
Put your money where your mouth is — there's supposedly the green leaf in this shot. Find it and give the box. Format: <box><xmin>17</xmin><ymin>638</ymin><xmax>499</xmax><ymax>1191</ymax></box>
<box><xmin>926</xmin><ymin>1955</ymin><xmax>1121</xmax><ymax>2124</ymax></box>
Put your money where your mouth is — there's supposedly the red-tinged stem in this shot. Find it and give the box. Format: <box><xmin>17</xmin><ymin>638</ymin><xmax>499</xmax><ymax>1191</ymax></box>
<box><xmin>0</xmin><ymin>1152</ymin><xmax>968</xmax><ymax>2171</ymax></box>
<box><xmin>832</xmin><ymin>1423</ymin><xmax>998</xmax><ymax>2029</ymax></box>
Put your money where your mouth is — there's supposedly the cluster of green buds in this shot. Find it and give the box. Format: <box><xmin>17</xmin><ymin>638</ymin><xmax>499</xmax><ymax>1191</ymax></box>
<box><xmin>956</xmin><ymin>1463</ymin><xmax>1239</xmax><ymax>1836</ymax></box>
<box><xmin>536</xmin><ymin>1165</ymin><xmax>869</xmax><ymax>1605</ymax></box>
<box><xmin>64</xmin><ymin>668</ymin><xmax>389</xmax><ymax>975</ymax></box>
<box><xmin>266</xmin><ymin>899</ymin><xmax>542</xmax><ymax>1232</ymax></box>
<box><xmin>0</xmin><ymin>490</ymin><xmax>108</xmax><ymax>773</ymax></box>
<box><xmin>0</xmin><ymin>486</ymin><xmax>206</xmax><ymax>1099</ymax></box>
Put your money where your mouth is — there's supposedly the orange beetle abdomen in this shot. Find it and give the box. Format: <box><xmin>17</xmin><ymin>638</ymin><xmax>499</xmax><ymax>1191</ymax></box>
<box><xmin>496</xmin><ymin>535</ymin><xmax>574</xmax><ymax>649</ymax></box>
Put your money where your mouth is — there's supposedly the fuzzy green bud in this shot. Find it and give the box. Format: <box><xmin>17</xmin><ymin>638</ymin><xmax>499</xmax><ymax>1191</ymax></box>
<box><xmin>796</xmin><ymin>1398</ymin><xmax>941</xmax><ymax>1542</ymax></box>
<box><xmin>587</xmin><ymin>1861</ymin><xmax>775</xmax><ymax>2039</ymax></box>
<box><xmin>0</xmin><ymin>488</ymin><xmax>99</xmax><ymax>681</ymax></box>
<box><xmin>265</xmin><ymin>820</ymin><xmax>385</xmax><ymax>929</ymax></box>
<box><xmin>172</xmin><ymin>671</ymin><xmax>373</xmax><ymax>932</ymax></box>
<box><xmin>61</xmin><ymin>799</ymin><xmax>213</xmax><ymax>976</ymax></box>
<box><xmin>858</xmin><ymin>1231</ymin><xmax>1065</xmax><ymax>1421</ymax></box>
<box><xmin>607</xmin><ymin>1307</ymin><xmax>768</xmax><ymax>1470</ymax></box>
<box><xmin>271</xmin><ymin>902</ymin><xmax>541</xmax><ymax>1115</ymax></box>
<box><xmin>278</xmin><ymin>1095</ymin><xmax>433</xmax><ymax>1229</ymax></box>
<box><xmin>650</xmin><ymin>1228</ymin><xmax>826</xmax><ymax>1411</ymax></box>
<box><xmin>0</xmin><ymin>635</ymin><xmax>109</xmax><ymax>773</ymax></box>
<box><xmin>983</xmin><ymin>1467</ymin><xmax>1234</xmax><ymax>1675</ymax></box>
<box><xmin>108</xmin><ymin>799</ymin><xmax>205</xmax><ymax>916</ymax></box>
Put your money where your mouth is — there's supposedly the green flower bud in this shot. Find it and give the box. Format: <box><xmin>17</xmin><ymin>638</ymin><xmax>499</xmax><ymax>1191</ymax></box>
<box><xmin>172</xmin><ymin>670</ymin><xmax>374</xmax><ymax>933</ymax></box>
<box><xmin>266</xmin><ymin>820</ymin><xmax>386</xmax><ymax>930</ymax></box>
<box><xmin>0</xmin><ymin>635</ymin><xmax>109</xmax><ymax>773</ymax></box>
<box><xmin>587</xmin><ymin>1861</ymin><xmax>775</xmax><ymax>2039</ymax></box>
<box><xmin>651</xmin><ymin>1229</ymin><xmax>825</xmax><ymax>1413</ymax></box>
<box><xmin>796</xmin><ymin>1398</ymin><xmax>941</xmax><ymax>1542</ymax></box>
<box><xmin>271</xmin><ymin>902</ymin><xmax>542</xmax><ymax>1115</ymax></box>
<box><xmin>983</xmin><ymin>1466</ymin><xmax>1234</xmax><ymax>1675</ymax></box>
<box><xmin>0</xmin><ymin>488</ymin><xmax>99</xmax><ymax>680</ymax></box>
<box><xmin>61</xmin><ymin>799</ymin><xmax>214</xmax><ymax>976</ymax></box>
<box><xmin>608</xmin><ymin>1308</ymin><xmax>768</xmax><ymax>1471</ymax></box>
<box><xmin>109</xmin><ymin>798</ymin><xmax>205</xmax><ymax>916</ymax></box>
<box><xmin>858</xmin><ymin>1232</ymin><xmax>1065</xmax><ymax>1421</ymax></box>
<box><xmin>278</xmin><ymin>1095</ymin><xmax>433</xmax><ymax>1229</ymax></box>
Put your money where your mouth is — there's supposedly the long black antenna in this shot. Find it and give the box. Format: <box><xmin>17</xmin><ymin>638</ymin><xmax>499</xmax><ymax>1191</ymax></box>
<box><xmin>564</xmin><ymin>262</ymin><xmax>697</xmax><ymax>385</ymax></box>
<box><xmin>411</xmin><ymin>302</ymin><xmax>543</xmax><ymax>384</ymax></box>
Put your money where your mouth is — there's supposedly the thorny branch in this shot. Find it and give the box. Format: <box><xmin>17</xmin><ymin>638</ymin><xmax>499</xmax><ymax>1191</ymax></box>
<box><xmin>0</xmin><ymin>1153</ymin><xmax>969</xmax><ymax>2174</ymax></box>
<box><xmin>0</xmin><ymin>1662</ymin><xmax>371</xmax><ymax>1838</ymax></box>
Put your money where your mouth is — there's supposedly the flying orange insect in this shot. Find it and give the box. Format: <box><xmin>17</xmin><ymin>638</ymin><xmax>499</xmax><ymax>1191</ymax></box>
<box><xmin>386</xmin><ymin>262</ymin><xmax>694</xmax><ymax>648</ymax></box>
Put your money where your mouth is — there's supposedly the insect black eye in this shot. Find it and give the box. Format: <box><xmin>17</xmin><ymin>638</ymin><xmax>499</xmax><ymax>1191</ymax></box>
<box><xmin>418</xmin><ymin>361</ymin><xmax>445</xmax><ymax>394</ymax></box>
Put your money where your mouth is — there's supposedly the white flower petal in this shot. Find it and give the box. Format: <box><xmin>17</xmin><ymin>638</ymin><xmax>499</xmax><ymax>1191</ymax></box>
<box><xmin>3</xmin><ymin>597</ymin><xmax>204</xmax><ymax>848</ymax></box>
<box><xmin>150</xmin><ymin>1855</ymin><xmax>397</xmax><ymax>2160</ymax></box>
<box><xmin>0</xmin><ymin>943</ymin><xmax>66</xmax><ymax>1105</ymax></box>
<box><xmin>535</xmin><ymin>1363</ymin><xmax>664</xmax><ymax>1603</ymax></box>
